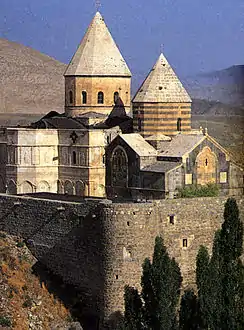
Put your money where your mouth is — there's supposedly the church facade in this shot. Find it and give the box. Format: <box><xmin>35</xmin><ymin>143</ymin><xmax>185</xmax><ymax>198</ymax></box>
<box><xmin>0</xmin><ymin>11</ymin><xmax>243</xmax><ymax>198</ymax></box>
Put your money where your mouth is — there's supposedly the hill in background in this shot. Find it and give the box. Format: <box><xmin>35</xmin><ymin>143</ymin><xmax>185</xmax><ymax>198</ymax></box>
<box><xmin>183</xmin><ymin>65</ymin><xmax>244</xmax><ymax>107</ymax></box>
<box><xmin>0</xmin><ymin>38</ymin><xmax>65</xmax><ymax>115</ymax></box>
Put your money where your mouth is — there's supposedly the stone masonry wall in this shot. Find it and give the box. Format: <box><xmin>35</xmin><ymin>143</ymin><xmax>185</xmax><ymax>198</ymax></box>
<box><xmin>100</xmin><ymin>197</ymin><xmax>244</xmax><ymax>322</ymax></box>
<box><xmin>0</xmin><ymin>193</ymin><xmax>243</xmax><ymax>327</ymax></box>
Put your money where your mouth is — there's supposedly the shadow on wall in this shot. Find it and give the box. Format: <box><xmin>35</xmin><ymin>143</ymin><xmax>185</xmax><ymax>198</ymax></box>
<box><xmin>32</xmin><ymin>261</ymin><xmax>100</xmax><ymax>330</ymax></box>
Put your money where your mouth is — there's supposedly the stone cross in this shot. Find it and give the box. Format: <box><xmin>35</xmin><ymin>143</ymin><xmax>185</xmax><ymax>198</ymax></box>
<box><xmin>95</xmin><ymin>0</ymin><xmax>101</xmax><ymax>11</ymax></box>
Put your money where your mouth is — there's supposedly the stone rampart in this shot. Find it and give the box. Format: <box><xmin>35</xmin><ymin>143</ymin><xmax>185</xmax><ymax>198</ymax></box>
<box><xmin>0</xmin><ymin>194</ymin><xmax>243</xmax><ymax>327</ymax></box>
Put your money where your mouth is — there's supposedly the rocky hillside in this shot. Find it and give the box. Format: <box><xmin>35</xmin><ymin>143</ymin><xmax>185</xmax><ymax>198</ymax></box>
<box><xmin>0</xmin><ymin>232</ymin><xmax>82</xmax><ymax>329</ymax></box>
<box><xmin>0</xmin><ymin>38</ymin><xmax>66</xmax><ymax>114</ymax></box>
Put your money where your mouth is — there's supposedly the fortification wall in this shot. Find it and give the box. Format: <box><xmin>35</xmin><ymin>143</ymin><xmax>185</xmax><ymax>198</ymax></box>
<box><xmin>100</xmin><ymin>197</ymin><xmax>244</xmax><ymax>322</ymax></box>
<box><xmin>0</xmin><ymin>194</ymin><xmax>243</xmax><ymax>327</ymax></box>
<box><xmin>0</xmin><ymin>193</ymin><xmax>100</xmax><ymax>257</ymax></box>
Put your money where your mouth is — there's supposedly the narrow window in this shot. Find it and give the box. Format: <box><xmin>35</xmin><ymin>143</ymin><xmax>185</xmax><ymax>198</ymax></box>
<box><xmin>98</xmin><ymin>91</ymin><xmax>104</xmax><ymax>104</ymax></box>
<box><xmin>183</xmin><ymin>239</ymin><xmax>188</xmax><ymax>248</ymax></box>
<box><xmin>72</xmin><ymin>151</ymin><xmax>77</xmax><ymax>165</ymax></box>
<box><xmin>107</xmin><ymin>135</ymin><xmax>111</xmax><ymax>144</ymax></box>
<box><xmin>138</xmin><ymin>117</ymin><xmax>142</xmax><ymax>132</ymax></box>
<box><xmin>177</xmin><ymin>118</ymin><xmax>182</xmax><ymax>131</ymax></box>
<box><xmin>82</xmin><ymin>91</ymin><xmax>87</xmax><ymax>104</ymax></box>
<box><xmin>114</xmin><ymin>91</ymin><xmax>119</xmax><ymax>103</ymax></box>
<box><xmin>205</xmin><ymin>159</ymin><xmax>208</xmax><ymax>166</ymax></box>
<box><xmin>69</xmin><ymin>91</ymin><xmax>73</xmax><ymax>104</ymax></box>
<box><xmin>169</xmin><ymin>215</ymin><xmax>175</xmax><ymax>224</ymax></box>
<box><xmin>115</xmin><ymin>275</ymin><xmax>119</xmax><ymax>280</ymax></box>
<box><xmin>127</xmin><ymin>221</ymin><xmax>130</xmax><ymax>226</ymax></box>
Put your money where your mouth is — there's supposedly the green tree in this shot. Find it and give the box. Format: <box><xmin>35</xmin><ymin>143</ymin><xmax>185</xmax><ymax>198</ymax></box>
<box><xmin>123</xmin><ymin>237</ymin><xmax>182</xmax><ymax>330</ymax></box>
<box><xmin>196</xmin><ymin>245</ymin><xmax>210</xmax><ymax>329</ymax></box>
<box><xmin>179</xmin><ymin>289</ymin><xmax>200</xmax><ymax>330</ymax></box>
<box><xmin>219</xmin><ymin>198</ymin><xmax>244</xmax><ymax>330</ymax></box>
<box><xmin>122</xmin><ymin>286</ymin><xmax>143</xmax><ymax>330</ymax></box>
<box><xmin>141</xmin><ymin>236</ymin><xmax>182</xmax><ymax>330</ymax></box>
<box><xmin>196</xmin><ymin>198</ymin><xmax>244</xmax><ymax>330</ymax></box>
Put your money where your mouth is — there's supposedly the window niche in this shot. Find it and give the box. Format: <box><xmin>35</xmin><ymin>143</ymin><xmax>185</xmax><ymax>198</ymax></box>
<box><xmin>98</xmin><ymin>91</ymin><xmax>104</xmax><ymax>104</ymax></box>
<box><xmin>177</xmin><ymin>118</ymin><xmax>182</xmax><ymax>132</ymax></box>
<box><xmin>123</xmin><ymin>247</ymin><xmax>132</xmax><ymax>261</ymax></box>
<box><xmin>114</xmin><ymin>91</ymin><xmax>119</xmax><ymax>103</ymax></box>
<box><xmin>82</xmin><ymin>91</ymin><xmax>87</xmax><ymax>104</ymax></box>
<box><xmin>69</xmin><ymin>90</ymin><xmax>73</xmax><ymax>104</ymax></box>
<box><xmin>169</xmin><ymin>214</ymin><xmax>175</xmax><ymax>225</ymax></box>
<box><xmin>182</xmin><ymin>239</ymin><xmax>188</xmax><ymax>248</ymax></box>
<box><xmin>72</xmin><ymin>151</ymin><xmax>77</xmax><ymax>165</ymax></box>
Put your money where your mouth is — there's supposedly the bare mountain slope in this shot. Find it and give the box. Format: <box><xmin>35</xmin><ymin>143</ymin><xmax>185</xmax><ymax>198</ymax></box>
<box><xmin>0</xmin><ymin>38</ymin><xmax>66</xmax><ymax>114</ymax></box>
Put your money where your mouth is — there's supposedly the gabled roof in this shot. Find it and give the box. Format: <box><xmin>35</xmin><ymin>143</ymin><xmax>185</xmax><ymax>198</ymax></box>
<box><xmin>142</xmin><ymin>161</ymin><xmax>182</xmax><ymax>173</ymax></box>
<box><xmin>119</xmin><ymin>133</ymin><xmax>157</xmax><ymax>157</ymax></box>
<box><xmin>133</xmin><ymin>53</ymin><xmax>191</xmax><ymax>103</ymax></box>
<box><xmin>64</xmin><ymin>12</ymin><xmax>131</xmax><ymax>77</ymax></box>
<box><xmin>158</xmin><ymin>134</ymin><xmax>206</xmax><ymax>157</ymax></box>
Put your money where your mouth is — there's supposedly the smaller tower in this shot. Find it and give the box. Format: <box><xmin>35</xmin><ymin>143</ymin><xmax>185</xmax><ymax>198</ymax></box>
<box><xmin>64</xmin><ymin>12</ymin><xmax>131</xmax><ymax>117</ymax></box>
<box><xmin>132</xmin><ymin>53</ymin><xmax>192</xmax><ymax>137</ymax></box>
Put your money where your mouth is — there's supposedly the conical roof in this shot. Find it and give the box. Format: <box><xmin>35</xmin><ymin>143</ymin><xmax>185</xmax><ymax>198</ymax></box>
<box><xmin>64</xmin><ymin>12</ymin><xmax>131</xmax><ymax>77</ymax></box>
<box><xmin>133</xmin><ymin>53</ymin><xmax>191</xmax><ymax>103</ymax></box>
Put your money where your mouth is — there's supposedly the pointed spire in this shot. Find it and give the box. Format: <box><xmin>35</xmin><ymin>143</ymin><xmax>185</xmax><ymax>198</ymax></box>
<box><xmin>64</xmin><ymin>12</ymin><xmax>131</xmax><ymax>77</ymax></box>
<box><xmin>133</xmin><ymin>53</ymin><xmax>191</xmax><ymax>103</ymax></box>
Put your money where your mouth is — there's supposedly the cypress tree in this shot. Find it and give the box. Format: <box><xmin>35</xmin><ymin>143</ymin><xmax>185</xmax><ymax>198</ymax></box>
<box><xmin>196</xmin><ymin>245</ymin><xmax>210</xmax><ymax>329</ymax></box>
<box><xmin>196</xmin><ymin>198</ymin><xmax>244</xmax><ymax>330</ymax></box>
<box><xmin>141</xmin><ymin>236</ymin><xmax>182</xmax><ymax>330</ymax></box>
<box><xmin>123</xmin><ymin>285</ymin><xmax>143</xmax><ymax>330</ymax></box>
<box><xmin>218</xmin><ymin>198</ymin><xmax>244</xmax><ymax>330</ymax></box>
<box><xmin>179</xmin><ymin>289</ymin><xmax>200</xmax><ymax>330</ymax></box>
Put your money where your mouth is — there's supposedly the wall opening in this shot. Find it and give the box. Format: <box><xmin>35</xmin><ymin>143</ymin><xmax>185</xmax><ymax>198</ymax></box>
<box><xmin>98</xmin><ymin>91</ymin><xmax>104</xmax><ymax>104</ymax></box>
<box><xmin>177</xmin><ymin>118</ymin><xmax>182</xmax><ymax>132</ymax></box>
<box><xmin>82</xmin><ymin>91</ymin><xmax>87</xmax><ymax>104</ymax></box>
<box><xmin>69</xmin><ymin>90</ymin><xmax>73</xmax><ymax>104</ymax></box>
<box><xmin>114</xmin><ymin>91</ymin><xmax>119</xmax><ymax>103</ymax></box>
<box><xmin>183</xmin><ymin>239</ymin><xmax>188</xmax><ymax>248</ymax></box>
<box><xmin>111</xmin><ymin>147</ymin><xmax>128</xmax><ymax>188</ymax></box>
<box><xmin>72</xmin><ymin>151</ymin><xmax>77</xmax><ymax>165</ymax></box>
<box><xmin>169</xmin><ymin>215</ymin><xmax>175</xmax><ymax>224</ymax></box>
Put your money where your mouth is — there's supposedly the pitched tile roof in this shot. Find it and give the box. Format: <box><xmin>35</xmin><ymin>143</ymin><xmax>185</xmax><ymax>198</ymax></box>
<box><xmin>133</xmin><ymin>53</ymin><xmax>191</xmax><ymax>103</ymax></box>
<box><xmin>141</xmin><ymin>161</ymin><xmax>182</xmax><ymax>173</ymax></box>
<box><xmin>64</xmin><ymin>12</ymin><xmax>131</xmax><ymax>77</ymax></box>
<box><xmin>119</xmin><ymin>133</ymin><xmax>157</xmax><ymax>157</ymax></box>
<box><xmin>158</xmin><ymin>134</ymin><xmax>206</xmax><ymax>157</ymax></box>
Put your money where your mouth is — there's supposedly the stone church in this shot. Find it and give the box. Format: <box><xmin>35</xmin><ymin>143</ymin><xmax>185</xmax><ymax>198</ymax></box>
<box><xmin>0</xmin><ymin>11</ymin><xmax>243</xmax><ymax>198</ymax></box>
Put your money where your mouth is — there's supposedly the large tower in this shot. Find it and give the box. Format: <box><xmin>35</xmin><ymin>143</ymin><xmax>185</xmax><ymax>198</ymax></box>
<box><xmin>132</xmin><ymin>53</ymin><xmax>192</xmax><ymax>137</ymax></box>
<box><xmin>64</xmin><ymin>12</ymin><xmax>132</xmax><ymax>117</ymax></box>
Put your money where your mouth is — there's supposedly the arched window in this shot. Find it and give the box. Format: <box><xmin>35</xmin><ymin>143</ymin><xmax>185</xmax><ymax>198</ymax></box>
<box><xmin>111</xmin><ymin>147</ymin><xmax>128</xmax><ymax>187</ymax></box>
<box><xmin>114</xmin><ymin>91</ymin><xmax>119</xmax><ymax>103</ymax></box>
<box><xmin>177</xmin><ymin>118</ymin><xmax>182</xmax><ymax>132</ymax></box>
<box><xmin>72</xmin><ymin>151</ymin><xmax>77</xmax><ymax>165</ymax></box>
<box><xmin>82</xmin><ymin>91</ymin><xmax>87</xmax><ymax>104</ymax></box>
<box><xmin>98</xmin><ymin>91</ymin><xmax>104</xmax><ymax>104</ymax></box>
<box><xmin>69</xmin><ymin>91</ymin><xmax>73</xmax><ymax>104</ymax></box>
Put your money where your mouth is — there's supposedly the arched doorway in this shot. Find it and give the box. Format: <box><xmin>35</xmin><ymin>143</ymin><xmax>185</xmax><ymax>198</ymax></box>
<box><xmin>196</xmin><ymin>147</ymin><xmax>217</xmax><ymax>185</ymax></box>
<box><xmin>111</xmin><ymin>147</ymin><xmax>128</xmax><ymax>187</ymax></box>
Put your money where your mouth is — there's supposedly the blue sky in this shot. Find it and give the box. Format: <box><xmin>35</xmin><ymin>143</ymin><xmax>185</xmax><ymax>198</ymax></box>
<box><xmin>1</xmin><ymin>0</ymin><xmax>244</xmax><ymax>87</ymax></box>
